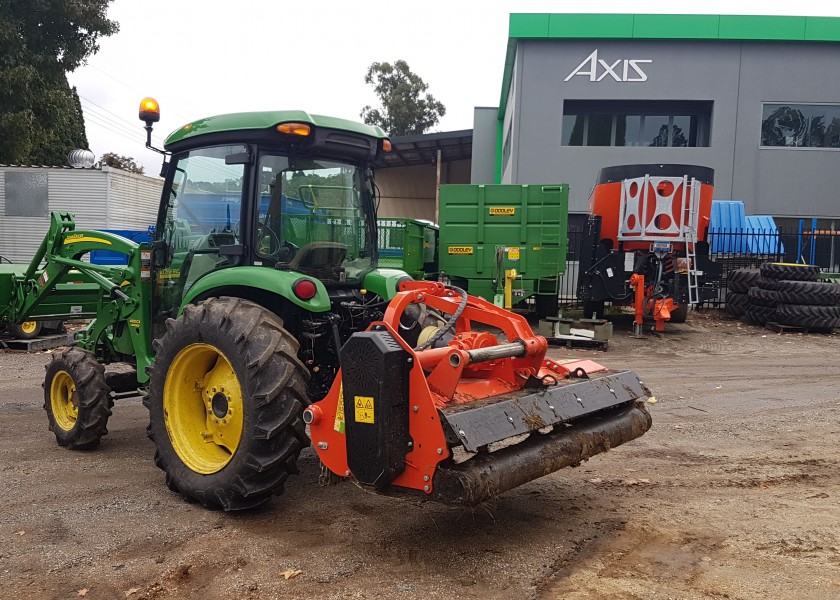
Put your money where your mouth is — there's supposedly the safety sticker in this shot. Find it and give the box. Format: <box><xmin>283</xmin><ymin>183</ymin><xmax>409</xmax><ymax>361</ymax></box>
<box><xmin>507</xmin><ymin>247</ymin><xmax>520</xmax><ymax>260</ymax></box>
<box><xmin>489</xmin><ymin>207</ymin><xmax>515</xmax><ymax>216</ymax></box>
<box><xmin>447</xmin><ymin>246</ymin><xmax>473</xmax><ymax>255</ymax></box>
<box><xmin>334</xmin><ymin>385</ymin><xmax>345</xmax><ymax>433</ymax></box>
<box><xmin>354</xmin><ymin>395</ymin><xmax>375</xmax><ymax>424</ymax></box>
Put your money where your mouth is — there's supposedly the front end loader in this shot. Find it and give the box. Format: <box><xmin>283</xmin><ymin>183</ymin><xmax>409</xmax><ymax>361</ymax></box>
<box><xmin>1</xmin><ymin>100</ymin><xmax>652</xmax><ymax>512</ymax></box>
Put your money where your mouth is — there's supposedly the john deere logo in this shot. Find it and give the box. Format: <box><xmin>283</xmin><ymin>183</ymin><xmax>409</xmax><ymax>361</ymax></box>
<box><xmin>447</xmin><ymin>246</ymin><xmax>474</xmax><ymax>255</ymax></box>
<box><xmin>489</xmin><ymin>207</ymin><xmax>515</xmax><ymax>216</ymax></box>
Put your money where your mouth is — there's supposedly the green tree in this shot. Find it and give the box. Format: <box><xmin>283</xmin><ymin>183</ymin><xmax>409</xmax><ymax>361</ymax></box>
<box><xmin>360</xmin><ymin>60</ymin><xmax>446</xmax><ymax>136</ymax></box>
<box><xmin>99</xmin><ymin>152</ymin><xmax>144</xmax><ymax>175</ymax></box>
<box><xmin>0</xmin><ymin>0</ymin><xmax>118</xmax><ymax>164</ymax></box>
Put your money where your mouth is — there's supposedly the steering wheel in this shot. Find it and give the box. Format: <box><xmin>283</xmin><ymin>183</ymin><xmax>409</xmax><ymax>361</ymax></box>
<box><xmin>255</xmin><ymin>223</ymin><xmax>282</xmax><ymax>257</ymax></box>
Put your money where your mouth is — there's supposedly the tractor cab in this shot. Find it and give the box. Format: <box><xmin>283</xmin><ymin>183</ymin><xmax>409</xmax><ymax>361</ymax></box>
<box><xmin>140</xmin><ymin>102</ymin><xmax>390</xmax><ymax>332</ymax></box>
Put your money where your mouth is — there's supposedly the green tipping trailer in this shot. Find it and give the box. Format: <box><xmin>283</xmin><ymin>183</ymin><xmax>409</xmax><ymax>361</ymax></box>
<box><xmin>438</xmin><ymin>184</ymin><xmax>569</xmax><ymax>318</ymax></box>
<box><xmin>377</xmin><ymin>218</ymin><xmax>439</xmax><ymax>279</ymax></box>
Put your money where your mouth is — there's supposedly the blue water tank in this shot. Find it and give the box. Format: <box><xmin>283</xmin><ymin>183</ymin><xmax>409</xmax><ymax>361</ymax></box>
<box><xmin>708</xmin><ymin>202</ymin><xmax>783</xmax><ymax>255</ymax></box>
<box><xmin>709</xmin><ymin>201</ymin><xmax>747</xmax><ymax>253</ymax></box>
<box><xmin>90</xmin><ymin>229</ymin><xmax>154</xmax><ymax>265</ymax></box>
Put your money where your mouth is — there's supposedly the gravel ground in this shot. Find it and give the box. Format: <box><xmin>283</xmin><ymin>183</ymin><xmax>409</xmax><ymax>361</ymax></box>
<box><xmin>1</xmin><ymin>309</ymin><xmax>839</xmax><ymax>599</ymax></box>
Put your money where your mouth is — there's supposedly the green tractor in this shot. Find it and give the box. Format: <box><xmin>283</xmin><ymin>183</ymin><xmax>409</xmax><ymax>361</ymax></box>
<box><xmin>8</xmin><ymin>100</ymin><xmax>407</xmax><ymax>510</ymax></box>
<box><xmin>0</xmin><ymin>100</ymin><xmax>652</xmax><ymax>512</ymax></box>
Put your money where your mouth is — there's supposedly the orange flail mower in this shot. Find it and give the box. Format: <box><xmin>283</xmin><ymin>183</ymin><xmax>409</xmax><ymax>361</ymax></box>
<box><xmin>306</xmin><ymin>281</ymin><xmax>652</xmax><ymax>506</ymax></box>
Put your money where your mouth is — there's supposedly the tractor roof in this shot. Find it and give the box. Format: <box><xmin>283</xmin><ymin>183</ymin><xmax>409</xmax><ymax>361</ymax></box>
<box><xmin>164</xmin><ymin>111</ymin><xmax>388</xmax><ymax>149</ymax></box>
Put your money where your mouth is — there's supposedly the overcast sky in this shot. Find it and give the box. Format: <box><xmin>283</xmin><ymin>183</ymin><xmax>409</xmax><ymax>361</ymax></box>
<box><xmin>67</xmin><ymin>0</ymin><xmax>840</xmax><ymax>174</ymax></box>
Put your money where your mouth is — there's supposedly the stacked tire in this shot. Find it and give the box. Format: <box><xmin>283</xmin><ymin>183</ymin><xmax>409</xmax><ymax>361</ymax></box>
<box><xmin>746</xmin><ymin>263</ymin><xmax>840</xmax><ymax>330</ymax></box>
<box><xmin>724</xmin><ymin>268</ymin><xmax>759</xmax><ymax>319</ymax></box>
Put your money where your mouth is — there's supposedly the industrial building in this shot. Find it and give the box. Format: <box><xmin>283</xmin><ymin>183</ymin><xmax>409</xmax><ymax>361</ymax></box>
<box><xmin>470</xmin><ymin>13</ymin><xmax>840</xmax><ymax>228</ymax></box>
<box><xmin>0</xmin><ymin>165</ymin><xmax>162</xmax><ymax>262</ymax></box>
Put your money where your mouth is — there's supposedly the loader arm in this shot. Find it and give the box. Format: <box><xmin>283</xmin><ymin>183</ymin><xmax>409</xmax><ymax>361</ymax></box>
<box><xmin>10</xmin><ymin>212</ymin><xmax>154</xmax><ymax>380</ymax></box>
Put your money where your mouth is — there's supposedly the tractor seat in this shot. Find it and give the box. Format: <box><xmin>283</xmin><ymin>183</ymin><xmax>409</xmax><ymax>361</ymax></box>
<box><xmin>284</xmin><ymin>242</ymin><xmax>347</xmax><ymax>280</ymax></box>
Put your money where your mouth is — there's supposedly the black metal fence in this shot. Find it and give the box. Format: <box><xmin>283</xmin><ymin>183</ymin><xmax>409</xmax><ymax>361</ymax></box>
<box><xmin>557</xmin><ymin>227</ymin><xmax>840</xmax><ymax>307</ymax></box>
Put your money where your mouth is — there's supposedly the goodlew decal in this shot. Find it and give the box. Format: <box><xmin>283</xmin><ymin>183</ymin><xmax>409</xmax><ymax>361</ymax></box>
<box><xmin>564</xmin><ymin>50</ymin><xmax>652</xmax><ymax>82</ymax></box>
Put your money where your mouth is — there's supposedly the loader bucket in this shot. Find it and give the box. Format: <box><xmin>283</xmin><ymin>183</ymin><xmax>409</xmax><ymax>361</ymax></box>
<box><xmin>307</xmin><ymin>281</ymin><xmax>652</xmax><ymax>505</ymax></box>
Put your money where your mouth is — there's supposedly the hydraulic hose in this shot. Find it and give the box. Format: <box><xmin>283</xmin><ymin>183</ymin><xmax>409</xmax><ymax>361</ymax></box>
<box><xmin>414</xmin><ymin>285</ymin><xmax>468</xmax><ymax>351</ymax></box>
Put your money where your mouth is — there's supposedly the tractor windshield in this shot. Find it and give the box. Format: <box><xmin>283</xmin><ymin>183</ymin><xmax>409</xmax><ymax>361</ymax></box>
<box><xmin>256</xmin><ymin>155</ymin><xmax>373</xmax><ymax>284</ymax></box>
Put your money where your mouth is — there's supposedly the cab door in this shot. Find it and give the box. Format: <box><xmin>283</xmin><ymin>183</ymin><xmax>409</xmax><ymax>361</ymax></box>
<box><xmin>151</xmin><ymin>144</ymin><xmax>249</xmax><ymax>337</ymax></box>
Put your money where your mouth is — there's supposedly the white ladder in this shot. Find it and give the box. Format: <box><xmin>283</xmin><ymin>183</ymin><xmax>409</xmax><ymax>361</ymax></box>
<box><xmin>682</xmin><ymin>177</ymin><xmax>701</xmax><ymax>305</ymax></box>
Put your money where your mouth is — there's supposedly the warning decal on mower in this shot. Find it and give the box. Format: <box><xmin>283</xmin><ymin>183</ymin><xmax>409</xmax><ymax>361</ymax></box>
<box><xmin>354</xmin><ymin>396</ymin><xmax>375</xmax><ymax>424</ymax></box>
<box><xmin>334</xmin><ymin>385</ymin><xmax>345</xmax><ymax>433</ymax></box>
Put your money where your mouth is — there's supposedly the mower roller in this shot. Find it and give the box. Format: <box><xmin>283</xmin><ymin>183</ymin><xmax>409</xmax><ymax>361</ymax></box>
<box><xmin>0</xmin><ymin>99</ymin><xmax>652</xmax><ymax>511</ymax></box>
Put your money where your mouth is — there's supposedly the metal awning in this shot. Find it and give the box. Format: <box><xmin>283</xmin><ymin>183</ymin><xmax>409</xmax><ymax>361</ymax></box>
<box><xmin>373</xmin><ymin>129</ymin><xmax>472</xmax><ymax>169</ymax></box>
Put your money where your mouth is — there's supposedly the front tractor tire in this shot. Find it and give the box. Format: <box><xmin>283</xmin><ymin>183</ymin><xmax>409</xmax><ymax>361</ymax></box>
<box><xmin>10</xmin><ymin>320</ymin><xmax>42</xmax><ymax>339</ymax></box>
<box><xmin>43</xmin><ymin>348</ymin><xmax>112</xmax><ymax>449</ymax></box>
<box><xmin>146</xmin><ymin>297</ymin><xmax>310</xmax><ymax>511</ymax></box>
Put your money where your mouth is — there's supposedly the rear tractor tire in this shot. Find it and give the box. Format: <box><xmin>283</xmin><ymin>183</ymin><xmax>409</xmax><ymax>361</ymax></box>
<box><xmin>43</xmin><ymin>348</ymin><xmax>112</xmax><ymax>449</ymax></box>
<box><xmin>727</xmin><ymin>268</ymin><xmax>760</xmax><ymax>294</ymax></box>
<box><xmin>759</xmin><ymin>262</ymin><xmax>820</xmax><ymax>282</ymax></box>
<box><xmin>146</xmin><ymin>297</ymin><xmax>310</xmax><ymax>511</ymax></box>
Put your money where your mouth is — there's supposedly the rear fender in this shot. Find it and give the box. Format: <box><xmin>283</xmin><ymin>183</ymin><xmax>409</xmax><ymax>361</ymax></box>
<box><xmin>180</xmin><ymin>266</ymin><xmax>331</xmax><ymax>314</ymax></box>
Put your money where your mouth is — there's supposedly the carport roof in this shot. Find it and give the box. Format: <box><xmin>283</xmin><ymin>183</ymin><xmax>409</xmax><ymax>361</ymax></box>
<box><xmin>373</xmin><ymin>129</ymin><xmax>472</xmax><ymax>169</ymax></box>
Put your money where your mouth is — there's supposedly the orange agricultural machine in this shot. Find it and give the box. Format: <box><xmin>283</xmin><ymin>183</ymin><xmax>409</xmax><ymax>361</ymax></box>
<box><xmin>577</xmin><ymin>164</ymin><xmax>722</xmax><ymax>334</ymax></box>
<box><xmin>307</xmin><ymin>280</ymin><xmax>652</xmax><ymax>505</ymax></box>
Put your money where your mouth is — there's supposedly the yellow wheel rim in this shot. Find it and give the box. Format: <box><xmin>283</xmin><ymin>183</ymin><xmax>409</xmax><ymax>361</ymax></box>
<box><xmin>21</xmin><ymin>321</ymin><xmax>37</xmax><ymax>335</ymax></box>
<box><xmin>50</xmin><ymin>370</ymin><xmax>78</xmax><ymax>431</ymax></box>
<box><xmin>163</xmin><ymin>343</ymin><xmax>244</xmax><ymax>474</ymax></box>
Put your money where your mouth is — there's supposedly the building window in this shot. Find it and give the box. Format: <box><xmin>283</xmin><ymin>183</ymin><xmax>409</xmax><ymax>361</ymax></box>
<box><xmin>4</xmin><ymin>171</ymin><xmax>49</xmax><ymax>217</ymax></box>
<box><xmin>761</xmin><ymin>103</ymin><xmax>840</xmax><ymax>148</ymax></box>
<box><xmin>562</xmin><ymin>101</ymin><xmax>711</xmax><ymax>148</ymax></box>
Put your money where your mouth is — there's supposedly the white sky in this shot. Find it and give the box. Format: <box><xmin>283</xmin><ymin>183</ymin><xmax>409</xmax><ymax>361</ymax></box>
<box><xmin>67</xmin><ymin>0</ymin><xmax>840</xmax><ymax>174</ymax></box>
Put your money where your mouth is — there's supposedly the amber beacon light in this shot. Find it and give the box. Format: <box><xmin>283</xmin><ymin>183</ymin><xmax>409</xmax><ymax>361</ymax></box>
<box><xmin>139</xmin><ymin>97</ymin><xmax>160</xmax><ymax>125</ymax></box>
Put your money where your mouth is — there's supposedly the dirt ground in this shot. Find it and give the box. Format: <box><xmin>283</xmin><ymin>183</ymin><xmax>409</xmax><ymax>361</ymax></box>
<box><xmin>1</xmin><ymin>309</ymin><xmax>839</xmax><ymax>600</ymax></box>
